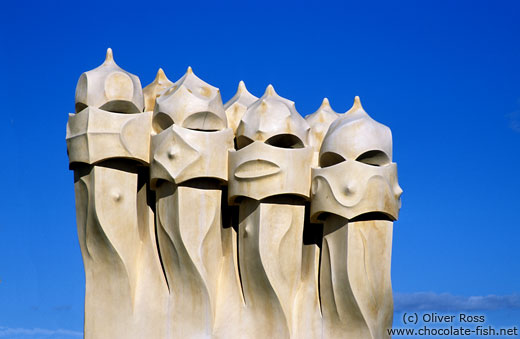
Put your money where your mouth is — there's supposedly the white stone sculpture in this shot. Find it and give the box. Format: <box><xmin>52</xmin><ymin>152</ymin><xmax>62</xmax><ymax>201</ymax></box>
<box><xmin>228</xmin><ymin>85</ymin><xmax>318</xmax><ymax>338</ymax></box>
<box><xmin>150</xmin><ymin>66</ymin><xmax>237</xmax><ymax>338</ymax></box>
<box><xmin>67</xmin><ymin>50</ymin><xmax>401</xmax><ymax>339</ymax></box>
<box><xmin>310</xmin><ymin>96</ymin><xmax>402</xmax><ymax>339</ymax></box>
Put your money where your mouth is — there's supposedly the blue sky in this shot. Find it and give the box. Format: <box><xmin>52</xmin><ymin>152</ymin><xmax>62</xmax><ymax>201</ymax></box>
<box><xmin>1</xmin><ymin>0</ymin><xmax>519</xmax><ymax>337</ymax></box>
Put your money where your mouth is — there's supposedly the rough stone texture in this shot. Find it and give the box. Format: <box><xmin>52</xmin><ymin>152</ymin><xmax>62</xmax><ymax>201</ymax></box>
<box><xmin>67</xmin><ymin>49</ymin><xmax>402</xmax><ymax>339</ymax></box>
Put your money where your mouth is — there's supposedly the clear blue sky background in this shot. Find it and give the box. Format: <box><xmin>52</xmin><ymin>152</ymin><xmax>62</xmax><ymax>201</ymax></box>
<box><xmin>1</xmin><ymin>0</ymin><xmax>519</xmax><ymax>337</ymax></box>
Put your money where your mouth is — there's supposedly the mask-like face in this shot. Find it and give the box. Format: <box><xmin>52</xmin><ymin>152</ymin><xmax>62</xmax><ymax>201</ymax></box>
<box><xmin>150</xmin><ymin>124</ymin><xmax>234</xmax><ymax>186</ymax></box>
<box><xmin>75</xmin><ymin>49</ymin><xmax>144</xmax><ymax>114</ymax></box>
<box><xmin>228</xmin><ymin>85</ymin><xmax>313</xmax><ymax>203</ymax></box>
<box><xmin>153</xmin><ymin>67</ymin><xmax>227</xmax><ymax>132</ymax></box>
<box><xmin>150</xmin><ymin>68</ymin><xmax>234</xmax><ymax>186</ymax></box>
<box><xmin>310</xmin><ymin>97</ymin><xmax>402</xmax><ymax>221</ymax></box>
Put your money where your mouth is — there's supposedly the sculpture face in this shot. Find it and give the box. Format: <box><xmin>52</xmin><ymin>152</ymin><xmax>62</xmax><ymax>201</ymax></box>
<box><xmin>228</xmin><ymin>85</ymin><xmax>313</xmax><ymax>203</ymax></box>
<box><xmin>151</xmin><ymin>124</ymin><xmax>234</xmax><ymax>186</ymax></box>
<box><xmin>310</xmin><ymin>97</ymin><xmax>402</xmax><ymax>221</ymax></box>
<box><xmin>75</xmin><ymin>49</ymin><xmax>144</xmax><ymax>114</ymax></box>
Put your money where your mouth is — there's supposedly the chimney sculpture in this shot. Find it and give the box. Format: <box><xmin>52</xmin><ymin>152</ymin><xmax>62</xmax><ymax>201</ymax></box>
<box><xmin>66</xmin><ymin>49</ymin><xmax>168</xmax><ymax>339</ymax></box>
<box><xmin>310</xmin><ymin>97</ymin><xmax>402</xmax><ymax>339</ymax></box>
<box><xmin>150</xmin><ymin>66</ymin><xmax>235</xmax><ymax>337</ymax></box>
<box><xmin>67</xmin><ymin>50</ymin><xmax>402</xmax><ymax>339</ymax></box>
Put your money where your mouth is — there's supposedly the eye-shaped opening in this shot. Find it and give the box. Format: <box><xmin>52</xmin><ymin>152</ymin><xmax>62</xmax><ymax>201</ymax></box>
<box><xmin>153</xmin><ymin>112</ymin><xmax>174</xmax><ymax>133</ymax></box>
<box><xmin>319</xmin><ymin>152</ymin><xmax>346</xmax><ymax>168</ymax></box>
<box><xmin>265</xmin><ymin>134</ymin><xmax>304</xmax><ymax>149</ymax></box>
<box><xmin>236</xmin><ymin>135</ymin><xmax>254</xmax><ymax>150</ymax></box>
<box><xmin>355</xmin><ymin>150</ymin><xmax>390</xmax><ymax>166</ymax></box>
<box><xmin>100</xmin><ymin>100</ymin><xmax>141</xmax><ymax>114</ymax></box>
<box><xmin>182</xmin><ymin>111</ymin><xmax>226</xmax><ymax>131</ymax></box>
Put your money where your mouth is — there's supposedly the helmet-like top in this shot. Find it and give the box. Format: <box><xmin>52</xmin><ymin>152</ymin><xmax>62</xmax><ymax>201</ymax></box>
<box><xmin>236</xmin><ymin>84</ymin><xmax>309</xmax><ymax>148</ymax></box>
<box><xmin>153</xmin><ymin>67</ymin><xmax>227</xmax><ymax>132</ymax></box>
<box><xmin>320</xmin><ymin>96</ymin><xmax>392</xmax><ymax>167</ymax></box>
<box><xmin>75</xmin><ymin>48</ymin><xmax>144</xmax><ymax>113</ymax></box>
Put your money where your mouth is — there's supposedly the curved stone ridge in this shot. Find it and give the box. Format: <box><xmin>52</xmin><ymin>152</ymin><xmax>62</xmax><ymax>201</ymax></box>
<box><xmin>67</xmin><ymin>50</ymin><xmax>402</xmax><ymax>339</ymax></box>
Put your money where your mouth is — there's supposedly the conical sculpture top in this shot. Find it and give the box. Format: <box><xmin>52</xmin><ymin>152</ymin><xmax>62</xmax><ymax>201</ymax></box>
<box><xmin>143</xmin><ymin>68</ymin><xmax>174</xmax><ymax>112</ymax></box>
<box><xmin>305</xmin><ymin>97</ymin><xmax>340</xmax><ymax>153</ymax></box>
<box><xmin>75</xmin><ymin>48</ymin><xmax>144</xmax><ymax>114</ymax></box>
<box><xmin>224</xmin><ymin>81</ymin><xmax>258</xmax><ymax>135</ymax></box>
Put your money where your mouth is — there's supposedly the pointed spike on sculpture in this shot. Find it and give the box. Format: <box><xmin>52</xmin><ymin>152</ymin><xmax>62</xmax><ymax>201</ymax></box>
<box><xmin>238</xmin><ymin>80</ymin><xmax>247</xmax><ymax>93</ymax></box>
<box><xmin>187</xmin><ymin>66</ymin><xmax>193</xmax><ymax>74</ymax></box>
<box><xmin>104</xmin><ymin>48</ymin><xmax>114</xmax><ymax>65</ymax></box>
<box><xmin>265</xmin><ymin>84</ymin><xmax>276</xmax><ymax>97</ymax></box>
<box><xmin>155</xmin><ymin>68</ymin><xmax>168</xmax><ymax>82</ymax></box>
<box><xmin>320</xmin><ymin>97</ymin><xmax>330</xmax><ymax>109</ymax></box>
<box><xmin>349</xmin><ymin>96</ymin><xmax>363</xmax><ymax>112</ymax></box>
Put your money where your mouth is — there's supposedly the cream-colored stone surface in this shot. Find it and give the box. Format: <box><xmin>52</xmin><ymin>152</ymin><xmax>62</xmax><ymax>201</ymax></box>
<box><xmin>68</xmin><ymin>51</ymin><xmax>402</xmax><ymax>339</ymax></box>
<box><xmin>155</xmin><ymin>183</ymin><xmax>224</xmax><ymax>338</ymax></box>
<box><xmin>320</xmin><ymin>217</ymin><xmax>393</xmax><ymax>339</ymax></box>
<box><xmin>143</xmin><ymin>68</ymin><xmax>174</xmax><ymax>112</ymax></box>
<box><xmin>66</xmin><ymin>107</ymin><xmax>152</xmax><ymax>165</ymax></box>
<box><xmin>150</xmin><ymin>124</ymin><xmax>234</xmax><ymax>186</ymax></box>
<box><xmin>306</xmin><ymin>98</ymin><xmax>339</xmax><ymax>149</ymax></box>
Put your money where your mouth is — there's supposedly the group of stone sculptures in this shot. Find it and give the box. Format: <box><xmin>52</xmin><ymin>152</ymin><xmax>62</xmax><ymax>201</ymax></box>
<box><xmin>66</xmin><ymin>49</ymin><xmax>402</xmax><ymax>339</ymax></box>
